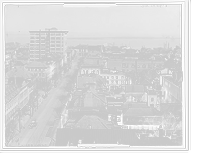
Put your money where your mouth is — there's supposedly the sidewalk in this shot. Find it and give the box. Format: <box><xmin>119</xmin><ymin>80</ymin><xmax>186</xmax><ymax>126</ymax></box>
<box><xmin>8</xmin><ymin>58</ymin><xmax>76</xmax><ymax>146</ymax></box>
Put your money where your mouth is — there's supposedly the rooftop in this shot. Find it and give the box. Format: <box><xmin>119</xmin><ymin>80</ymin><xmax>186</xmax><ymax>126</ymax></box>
<box><xmin>106</xmin><ymin>97</ymin><xmax>124</xmax><ymax>103</ymax></box>
<box><xmin>75</xmin><ymin>115</ymin><xmax>113</xmax><ymax>129</ymax></box>
<box><xmin>124</xmin><ymin>103</ymin><xmax>149</xmax><ymax>108</ymax></box>
<box><xmin>26</xmin><ymin>61</ymin><xmax>48</xmax><ymax>68</ymax></box>
<box><xmin>140</xmin><ymin>77</ymin><xmax>152</xmax><ymax>86</ymax></box>
<box><xmin>81</xmin><ymin>64</ymin><xmax>102</xmax><ymax>68</ymax></box>
<box><xmin>123</xmin><ymin>108</ymin><xmax>160</xmax><ymax>117</ymax></box>
<box><xmin>5</xmin><ymin>84</ymin><xmax>19</xmax><ymax>104</ymax></box>
<box><xmin>73</xmin><ymin>44</ymin><xmax>88</xmax><ymax>49</ymax></box>
<box><xmin>125</xmin><ymin>85</ymin><xmax>145</xmax><ymax>93</ymax></box>
<box><xmin>55</xmin><ymin>129</ymin><xmax>137</xmax><ymax>147</ymax></box>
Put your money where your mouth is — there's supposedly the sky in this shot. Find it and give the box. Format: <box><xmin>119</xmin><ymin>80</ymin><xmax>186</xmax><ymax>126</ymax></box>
<box><xmin>4</xmin><ymin>4</ymin><xmax>181</xmax><ymax>42</ymax></box>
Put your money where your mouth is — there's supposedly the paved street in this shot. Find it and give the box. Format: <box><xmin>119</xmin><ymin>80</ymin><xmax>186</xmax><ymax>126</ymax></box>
<box><xmin>8</xmin><ymin>58</ymin><xmax>79</xmax><ymax>147</ymax></box>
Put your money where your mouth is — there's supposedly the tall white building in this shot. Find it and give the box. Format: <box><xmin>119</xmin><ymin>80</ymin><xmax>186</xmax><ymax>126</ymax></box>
<box><xmin>29</xmin><ymin>28</ymin><xmax>68</xmax><ymax>61</ymax></box>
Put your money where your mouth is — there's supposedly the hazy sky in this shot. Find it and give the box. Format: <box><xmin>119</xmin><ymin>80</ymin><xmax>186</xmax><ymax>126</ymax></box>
<box><xmin>4</xmin><ymin>4</ymin><xmax>181</xmax><ymax>38</ymax></box>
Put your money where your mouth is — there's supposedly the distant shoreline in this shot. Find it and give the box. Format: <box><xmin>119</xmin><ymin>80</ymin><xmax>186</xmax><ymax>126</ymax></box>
<box><xmin>66</xmin><ymin>37</ymin><xmax>181</xmax><ymax>40</ymax></box>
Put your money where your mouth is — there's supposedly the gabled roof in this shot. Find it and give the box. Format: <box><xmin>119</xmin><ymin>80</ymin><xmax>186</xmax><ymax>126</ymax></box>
<box><xmin>6</xmin><ymin>67</ymin><xmax>32</xmax><ymax>79</ymax></box>
<box><xmin>75</xmin><ymin>115</ymin><xmax>112</xmax><ymax>129</ymax></box>
<box><xmin>55</xmin><ymin>129</ymin><xmax>137</xmax><ymax>147</ymax></box>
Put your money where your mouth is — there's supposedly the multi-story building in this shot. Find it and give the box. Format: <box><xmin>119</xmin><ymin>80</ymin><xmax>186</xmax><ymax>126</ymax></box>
<box><xmin>73</xmin><ymin>45</ymin><xmax>88</xmax><ymax>57</ymax></box>
<box><xmin>5</xmin><ymin>78</ymin><xmax>36</xmax><ymax>128</ymax></box>
<box><xmin>100</xmin><ymin>71</ymin><xmax>131</xmax><ymax>90</ymax></box>
<box><xmin>156</xmin><ymin>68</ymin><xmax>172</xmax><ymax>86</ymax></box>
<box><xmin>29</xmin><ymin>28</ymin><xmax>68</xmax><ymax>61</ymax></box>
<box><xmin>163</xmin><ymin>70</ymin><xmax>183</xmax><ymax>103</ymax></box>
<box><xmin>5</xmin><ymin>84</ymin><xmax>20</xmax><ymax>127</ymax></box>
<box><xmin>107</xmin><ymin>59</ymin><xmax>164</xmax><ymax>72</ymax></box>
<box><xmin>25</xmin><ymin>61</ymin><xmax>55</xmax><ymax>81</ymax></box>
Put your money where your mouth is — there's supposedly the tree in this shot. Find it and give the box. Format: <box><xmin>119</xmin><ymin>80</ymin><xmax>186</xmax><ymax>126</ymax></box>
<box><xmin>126</xmin><ymin>71</ymin><xmax>138</xmax><ymax>83</ymax></box>
<box><xmin>162</xmin><ymin>112</ymin><xmax>179</xmax><ymax>135</ymax></box>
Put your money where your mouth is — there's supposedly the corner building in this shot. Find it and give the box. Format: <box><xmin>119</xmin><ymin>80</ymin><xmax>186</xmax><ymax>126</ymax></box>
<box><xmin>29</xmin><ymin>28</ymin><xmax>68</xmax><ymax>61</ymax></box>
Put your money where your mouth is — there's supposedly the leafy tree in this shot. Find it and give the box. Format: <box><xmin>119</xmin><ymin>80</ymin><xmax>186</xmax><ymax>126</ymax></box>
<box><xmin>162</xmin><ymin>112</ymin><xmax>179</xmax><ymax>135</ymax></box>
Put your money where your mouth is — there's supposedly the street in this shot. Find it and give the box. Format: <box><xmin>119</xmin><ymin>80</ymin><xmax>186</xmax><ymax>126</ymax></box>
<box><xmin>8</xmin><ymin>57</ymin><xmax>78</xmax><ymax>147</ymax></box>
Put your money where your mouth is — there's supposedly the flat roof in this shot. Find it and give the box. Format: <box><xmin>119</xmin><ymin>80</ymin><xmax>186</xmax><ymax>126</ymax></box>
<box><xmin>123</xmin><ymin>108</ymin><xmax>160</xmax><ymax>117</ymax></box>
<box><xmin>55</xmin><ymin>128</ymin><xmax>137</xmax><ymax>147</ymax></box>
